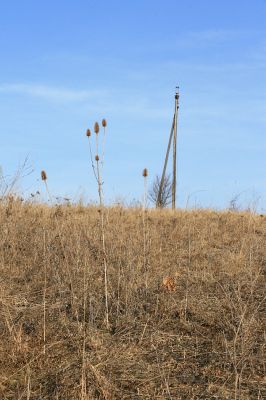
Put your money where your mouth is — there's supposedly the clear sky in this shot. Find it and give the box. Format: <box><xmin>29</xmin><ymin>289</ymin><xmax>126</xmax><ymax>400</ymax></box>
<box><xmin>0</xmin><ymin>0</ymin><xmax>265</xmax><ymax>210</ymax></box>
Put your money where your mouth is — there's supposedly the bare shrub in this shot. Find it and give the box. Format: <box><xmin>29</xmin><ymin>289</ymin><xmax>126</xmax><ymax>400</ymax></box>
<box><xmin>149</xmin><ymin>174</ymin><xmax>172</xmax><ymax>208</ymax></box>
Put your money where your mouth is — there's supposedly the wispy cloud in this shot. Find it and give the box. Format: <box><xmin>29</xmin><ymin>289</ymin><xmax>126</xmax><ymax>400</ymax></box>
<box><xmin>175</xmin><ymin>29</ymin><xmax>242</xmax><ymax>47</ymax></box>
<box><xmin>0</xmin><ymin>83</ymin><xmax>105</xmax><ymax>103</ymax></box>
<box><xmin>135</xmin><ymin>29</ymin><xmax>264</xmax><ymax>53</ymax></box>
<box><xmin>0</xmin><ymin>82</ymin><xmax>170</xmax><ymax>120</ymax></box>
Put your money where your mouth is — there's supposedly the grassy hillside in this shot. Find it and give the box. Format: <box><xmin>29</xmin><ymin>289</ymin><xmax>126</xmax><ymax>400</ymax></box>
<box><xmin>0</xmin><ymin>199</ymin><xmax>265</xmax><ymax>399</ymax></box>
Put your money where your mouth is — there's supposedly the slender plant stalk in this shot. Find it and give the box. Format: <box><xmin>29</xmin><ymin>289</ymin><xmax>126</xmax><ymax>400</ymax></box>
<box><xmin>143</xmin><ymin>172</ymin><xmax>148</xmax><ymax>212</ymax></box>
<box><xmin>88</xmin><ymin>143</ymin><xmax>98</xmax><ymax>182</ymax></box>
<box><xmin>81</xmin><ymin>261</ymin><xmax>88</xmax><ymax>399</ymax></box>
<box><xmin>95</xmin><ymin>156</ymin><xmax>103</xmax><ymax>207</ymax></box>
<box><xmin>142</xmin><ymin>169</ymin><xmax>148</xmax><ymax>287</ymax></box>
<box><xmin>101</xmin><ymin>212</ymin><xmax>109</xmax><ymax>328</ymax></box>
<box><xmin>43</xmin><ymin>230</ymin><xmax>47</xmax><ymax>355</ymax></box>
<box><xmin>41</xmin><ymin>170</ymin><xmax>75</xmax><ymax>323</ymax></box>
<box><xmin>96</xmin><ymin>161</ymin><xmax>109</xmax><ymax>328</ymax></box>
<box><xmin>184</xmin><ymin>225</ymin><xmax>191</xmax><ymax>321</ymax></box>
<box><xmin>26</xmin><ymin>367</ymin><xmax>31</xmax><ymax>400</ymax></box>
<box><xmin>88</xmin><ymin>122</ymin><xmax>109</xmax><ymax>328</ymax></box>
<box><xmin>41</xmin><ymin>172</ymin><xmax>48</xmax><ymax>355</ymax></box>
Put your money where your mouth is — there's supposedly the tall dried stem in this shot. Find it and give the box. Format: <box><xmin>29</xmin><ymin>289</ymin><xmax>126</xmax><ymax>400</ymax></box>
<box><xmin>42</xmin><ymin>230</ymin><xmax>47</xmax><ymax>355</ymax></box>
<box><xmin>86</xmin><ymin>129</ymin><xmax>97</xmax><ymax>181</ymax></box>
<box><xmin>87</xmin><ymin>121</ymin><xmax>109</xmax><ymax>328</ymax></box>
<box><xmin>81</xmin><ymin>261</ymin><xmax>88</xmax><ymax>399</ymax></box>
<box><xmin>142</xmin><ymin>168</ymin><xmax>148</xmax><ymax>287</ymax></box>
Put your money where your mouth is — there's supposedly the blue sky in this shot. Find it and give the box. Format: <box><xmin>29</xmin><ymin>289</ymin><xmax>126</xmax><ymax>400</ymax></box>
<box><xmin>0</xmin><ymin>0</ymin><xmax>265</xmax><ymax>210</ymax></box>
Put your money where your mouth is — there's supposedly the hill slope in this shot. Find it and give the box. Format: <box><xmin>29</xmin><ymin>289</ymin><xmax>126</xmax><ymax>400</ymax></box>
<box><xmin>0</xmin><ymin>200</ymin><xmax>265</xmax><ymax>399</ymax></box>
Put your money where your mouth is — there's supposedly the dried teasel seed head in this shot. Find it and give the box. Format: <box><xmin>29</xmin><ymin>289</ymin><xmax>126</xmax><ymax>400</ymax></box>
<box><xmin>86</xmin><ymin>128</ymin><xmax>91</xmax><ymax>137</ymax></box>
<box><xmin>41</xmin><ymin>170</ymin><xmax>47</xmax><ymax>181</ymax></box>
<box><xmin>94</xmin><ymin>122</ymin><xmax>100</xmax><ymax>134</ymax></box>
<box><xmin>142</xmin><ymin>168</ymin><xmax>148</xmax><ymax>177</ymax></box>
<box><xmin>102</xmin><ymin>118</ymin><xmax>107</xmax><ymax>128</ymax></box>
<box><xmin>95</xmin><ymin>155</ymin><xmax>99</xmax><ymax>161</ymax></box>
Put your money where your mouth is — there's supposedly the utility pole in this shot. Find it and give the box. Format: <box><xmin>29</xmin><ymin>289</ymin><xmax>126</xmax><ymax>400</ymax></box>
<box><xmin>157</xmin><ymin>87</ymin><xmax>180</xmax><ymax>209</ymax></box>
<box><xmin>172</xmin><ymin>87</ymin><xmax>179</xmax><ymax>209</ymax></box>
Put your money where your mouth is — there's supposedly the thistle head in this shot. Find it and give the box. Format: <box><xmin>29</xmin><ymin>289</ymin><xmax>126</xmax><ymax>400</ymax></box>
<box><xmin>94</xmin><ymin>122</ymin><xmax>100</xmax><ymax>134</ymax></box>
<box><xmin>142</xmin><ymin>168</ymin><xmax>148</xmax><ymax>178</ymax></box>
<box><xmin>41</xmin><ymin>170</ymin><xmax>47</xmax><ymax>181</ymax></box>
<box><xmin>86</xmin><ymin>128</ymin><xmax>91</xmax><ymax>137</ymax></box>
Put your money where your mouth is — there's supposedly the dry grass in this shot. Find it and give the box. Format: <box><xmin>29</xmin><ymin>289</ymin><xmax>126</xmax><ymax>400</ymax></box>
<box><xmin>0</xmin><ymin>199</ymin><xmax>265</xmax><ymax>399</ymax></box>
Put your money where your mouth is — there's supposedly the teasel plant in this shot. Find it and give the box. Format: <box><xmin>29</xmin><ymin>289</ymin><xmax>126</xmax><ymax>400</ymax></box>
<box><xmin>142</xmin><ymin>168</ymin><xmax>148</xmax><ymax>211</ymax></box>
<box><xmin>86</xmin><ymin>119</ymin><xmax>109</xmax><ymax>329</ymax></box>
<box><xmin>142</xmin><ymin>168</ymin><xmax>148</xmax><ymax>287</ymax></box>
<box><xmin>40</xmin><ymin>170</ymin><xmax>74</xmax><ymax>350</ymax></box>
<box><xmin>41</xmin><ymin>167</ymin><xmax>89</xmax><ymax>395</ymax></box>
<box><xmin>94</xmin><ymin>121</ymin><xmax>103</xmax><ymax>207</ymax></box>
<box><xmin>40</xmin><ymin>170</ymin><xmax>49</xmax><ymax>354</ymax></box>
<box><xmin>41</xmin><ymin>170</ymin><xmax>52</xmax><ymax>203</ymax></box>
<box><xmin>86</xmin><ymin>128</ymin><xmax>97</xmax><ymax>182</ymax></box>
<box><xmin>101</xmin><ymin>119</ymin><xmax>107</xmax><ymax>166</ymax></box>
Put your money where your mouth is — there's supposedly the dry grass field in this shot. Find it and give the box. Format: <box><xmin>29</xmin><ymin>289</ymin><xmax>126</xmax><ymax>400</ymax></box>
<box><xmin>0</xmin><ymin>198</ymin><xmax>265</xmax><ymax>399</ymax></box>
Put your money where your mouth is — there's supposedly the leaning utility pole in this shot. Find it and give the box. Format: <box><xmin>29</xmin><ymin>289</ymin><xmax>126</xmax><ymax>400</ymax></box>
<box><xmin>156</xmin><ymin>87</ymin><xmax>180</xmax><ymax>209</ymax></box>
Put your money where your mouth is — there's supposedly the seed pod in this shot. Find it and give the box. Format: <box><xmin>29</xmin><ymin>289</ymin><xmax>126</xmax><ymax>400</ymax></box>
<box><xmin>102</xmin><ymin>119</ymin><xmax>107</xmax><ymax>128</ymax></box>
<box><xmin>95</xmin><ymin>155</ymin><xmax>99</xmax><ymax>161</ymax></box>
<box><xmin>94</xmin><ymin>122</ymin><xmax>100</xmax><ymax>134</ymax></box>
<box><xmin>41</xmin><ymin>170</ymin><xmax>47</xmax><ymax>181</ymax></box>
<box><xmin>142</xmin><ymin>168</ymin><xmax>148</xmax><ymax>177</ymax></box>
<box><xmin>86</xmin><ymin>128</ymin><xmax>91</xmax><ymax>137</ymax></box>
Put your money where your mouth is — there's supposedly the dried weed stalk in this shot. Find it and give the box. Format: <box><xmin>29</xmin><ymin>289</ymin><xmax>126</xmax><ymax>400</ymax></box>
<box><xmin>86</xmin><ymin>120</ymin><xmax>109</xmax><ymax>328</ymax></box>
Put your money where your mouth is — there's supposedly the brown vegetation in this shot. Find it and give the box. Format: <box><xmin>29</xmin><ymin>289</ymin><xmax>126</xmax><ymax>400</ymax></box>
<box><xmin>0</xmin><ymin>199</ymin><xmax>265</xmax><ymax>399</ymax></box>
